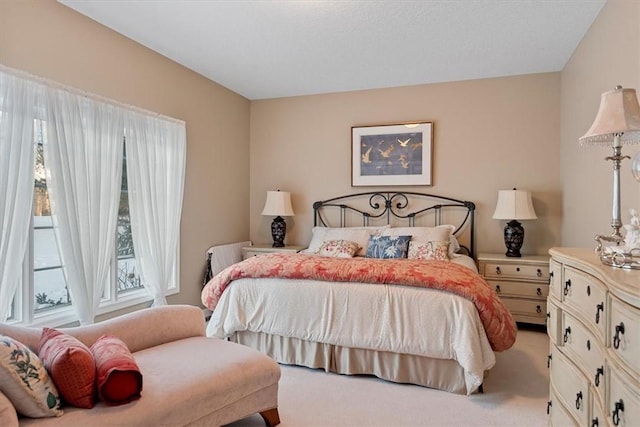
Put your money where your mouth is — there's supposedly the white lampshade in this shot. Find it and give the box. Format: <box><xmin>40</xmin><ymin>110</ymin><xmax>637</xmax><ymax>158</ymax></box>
<box><xmin>492</xmin><ymin>190</ymin><xmax>537</xmax><ymax>221</ymax></box>
<box><xmin>261</xmin><ymin>190</ymin><xmax>295</xmax><ymax>217</ymax></box>
<box><xmin>579</xmin><ymin>86</ymin><xmax>640</xmax><ymax>147</ymax></box>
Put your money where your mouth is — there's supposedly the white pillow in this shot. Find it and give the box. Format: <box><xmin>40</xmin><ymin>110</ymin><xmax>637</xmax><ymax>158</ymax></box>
<box><xmin>317</xmin><ymin>240</ymin><xmax>361</xmax><ymax>258</ymax></box>
<box><xmin>0</xmin><ymin>335</ymin><xmax>63</xmax><ymax>418</ymax></box>
<box><xmin>304</xmin><ymin>225</ymin><xmax>390</xmax><ymax>256</ymax></box>
<box><xmin>408</xmin><ymin>240</ymin><xmax>451</xmax><ymax>261</ymax></box>
<box><xmin>382</xmin><ymin>225</ymin><xmax>459</xmax><ymax>253</ymax></box>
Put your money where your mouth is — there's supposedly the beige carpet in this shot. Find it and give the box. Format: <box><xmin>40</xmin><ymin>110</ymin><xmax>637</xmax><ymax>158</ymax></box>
<box><xmin>228</xmin><ymin>327</ymin><xmax>549</xmax><ymax>427</ymax></box>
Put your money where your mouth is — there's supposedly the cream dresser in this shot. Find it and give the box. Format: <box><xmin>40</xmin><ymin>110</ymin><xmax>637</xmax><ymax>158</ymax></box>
<box><xmin>547</xmin><ymin>248</ymin><xmax>640</xmax><ymax>427</ymax></box>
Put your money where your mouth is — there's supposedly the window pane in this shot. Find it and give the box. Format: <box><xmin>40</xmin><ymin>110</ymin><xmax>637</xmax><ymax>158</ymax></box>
<box><xmin>33</xmin><ymin>225</ymin><xmax>62</xmax><ymax>270</ymax></box>
<box><xmin>117</xmin><ymin>257</ymin><xmax>143</xmax><ymax>293</ymax></box>
<box><xmin>117</xmin><ymin>140</ymin><xmax>144</xmax><ymax>294</ymax></box>
<box><xmin>34</xmin><ymin>268</ymin><xmax>70</xmax><ymax>311</ymax></box>
<box><xmin>34</xmin><ymin>119</ymin><xmax>70</xmax><ymax>313</ymax></box>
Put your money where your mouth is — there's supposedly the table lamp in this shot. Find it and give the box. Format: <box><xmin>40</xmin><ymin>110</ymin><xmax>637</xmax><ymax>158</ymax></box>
<box><xmin>492</xmin><ymin>189</ymin><xmax>537</xmax><ymax>257</ymax></box>
<box><xmin>261</xmin><ymin>190</ymin><xmax>295</xmax><ymax>247</ymax></box>
<box><xmin>579</xmin><ymin>86</ymin><xmax>640</xmax><ymax>268</ymax></box>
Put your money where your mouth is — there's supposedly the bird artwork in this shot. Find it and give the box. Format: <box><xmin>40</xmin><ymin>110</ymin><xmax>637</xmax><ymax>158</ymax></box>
<box><xmin>397</xmin><ymin>138</ymin><xmax>410</xmax><ymax>147</ymax></box>
<box><xmin>378</xmin><ymin>145</ymin><xmax>394</xmax><ymax>158</ymax></box>
<box><xmin>361</xmin><ymin>146</ymin><xmax>373</xmax><ymax>164</ymax></box>
<box><xmin>399</xmin><ymin>154</ymin><xmax>409</xmax><ymax>169</ymax></box>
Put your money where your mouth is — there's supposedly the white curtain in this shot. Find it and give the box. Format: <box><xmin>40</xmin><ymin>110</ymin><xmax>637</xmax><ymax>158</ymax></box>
<box><xmin>125</xmin><ymin>111</ymin><xmax>185</xmax><ymax>306</ymax></box>
<box><xmin>0</xmin><ymin>70</ymin><xmax>39</xmax><ymax>322</ymax></box>
<box><xmin>44</xmin><ymin>88</ymin><xmax>124</xmax><ymax>324</ymax></box>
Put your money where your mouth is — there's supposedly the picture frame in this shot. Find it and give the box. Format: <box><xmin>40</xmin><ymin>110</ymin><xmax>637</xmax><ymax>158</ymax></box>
<box><xmin>351</xmin><ymin>121</ymin><xmax>433</xmax><ymax>186</ymax></box>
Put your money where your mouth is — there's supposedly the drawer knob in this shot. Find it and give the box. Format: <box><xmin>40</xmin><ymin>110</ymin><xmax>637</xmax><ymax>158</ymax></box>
<box><xmin>594</xmin><ymin>366</ymin><xmax>604</xmax><ymax>387</ymax></box>
<box><xmin>547</xmin><ymin>353</ymin><xmax>552</xmax><ymax>368</ymax></box>
<box><xmin>592</xmin><ymin>417</ymin><xmax>599</xmax><ymax>427</ymax></box>
<box><xmin>536</xmin><ymin>305</ymin><xmax>542</xmax><ymax>314</ymax></box>
<box><xmin>575</xmin><ymin>391</ymin><xmax>583</xmax><ymax>410</ymax></box>
<box><xmin>536</xmin><ymin>287</ymin><xmax>542</xmax><ymax>296</ymax></box>
<box><xmin>547</xmin><ymin>400</ymin><xmax>552</xmax><ymax>415</ymax></box>
<box><xmin>549</xmin><ymin>271</ymin><xmax>554</xmax><ymax>278</ymax></box>
<box><xmin>587</xmin><ymin>285</ymin><xmax>591</xmax><ymax>296</ymax></box>
<box><xmin>537</xmin><ymin>268</ymin><xmax>542</xmax><ymax>277</ymax></box>
<box><xmin>495</xmin><ymin>266</ymin><xmax>501</xmax><ymax>275</ymax></box>
<box><xmin>563</xmin><ymin>279</ymin><xmax>571</xmax><ymax>296</ymax></box>
<box><xmin>563</xmin><ymin>326</ymin><xmax>571</xmax><ymax>343</ymax></box>
<box><xmin>495</xmin><ymin>285</ymin><xmax>501</xmax><ymax>294</ymax></box>
<box><xmin>613</xmin><ymin>322</ymin><xmax>625</xmax><ymax>350</ymax></box>
<box><xmin>595</xmin><ymin>303</ymin><xmax>604</xmax><ymax>324</ymax></box>
<box><xmin>516</xmin><ymin>267</ymin><xmax>520</xmax><ymax>272</ymax></box>
<box><xmin>612</xmin><ymin>399</ymin><xmax>624</xmax><ymax>426</ymax></box>
<box><xmin>586</xmin><ymin>339</ymin><xmax>591</xmax><ymax>351</ymax></box>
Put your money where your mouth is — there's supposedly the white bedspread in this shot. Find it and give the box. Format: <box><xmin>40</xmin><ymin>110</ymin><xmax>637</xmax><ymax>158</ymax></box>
<box><xmin>206</xmin><ymin>255</ymin><xmax>495</xmax><ymax>393</ymax></box>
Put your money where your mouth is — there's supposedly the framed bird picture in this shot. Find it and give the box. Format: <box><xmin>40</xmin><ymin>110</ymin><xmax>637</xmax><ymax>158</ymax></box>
<box><xmin>351</xmin><ymin>121</ymin><xmax>433</xmax><ymax>186</ymax></box>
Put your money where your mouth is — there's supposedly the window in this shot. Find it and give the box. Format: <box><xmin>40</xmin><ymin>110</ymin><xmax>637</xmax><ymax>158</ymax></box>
<box><xmin>11</xmin><ymin>124</ymin><xmax>176</xmax><ymax>327</ymax></box>
<box><xmin>1</xmin><ymin>66</ymin><xmax>185</xmax><ymax>326</ymax></box>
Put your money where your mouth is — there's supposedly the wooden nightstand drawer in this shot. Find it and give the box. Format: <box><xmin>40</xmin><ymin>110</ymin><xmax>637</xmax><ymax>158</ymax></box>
<box><xmin>487</xmin><ymin>280</ymin><xmax>548</xmax><ymax>299</ymax></box>
<box><xmin>483</xmin><ymin>262</ymin><xmax>549</xmax><ymax>281</ymax></box>
<box><xmin>501</xmin><ymin>297</ymin><xmax>546</xmax><ymax>318</ymax></box>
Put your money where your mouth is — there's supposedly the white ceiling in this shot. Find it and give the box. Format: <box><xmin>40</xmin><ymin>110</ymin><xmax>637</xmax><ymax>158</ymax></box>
<box><xmin>58</xmin><ymin>0</ymin><xmax>606</xmax><ymax>100</ymax></box>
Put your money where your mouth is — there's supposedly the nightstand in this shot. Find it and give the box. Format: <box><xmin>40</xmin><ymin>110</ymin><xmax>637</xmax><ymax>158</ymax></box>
<box><xmin>477</xmin><ymin>253</ymin><xmax>550</xmax><ymax>325</ymax></box>
<box><xmin>242</xmin><ymin>244</ymin><xmax>306</xmax><ymax>260</ymax></box>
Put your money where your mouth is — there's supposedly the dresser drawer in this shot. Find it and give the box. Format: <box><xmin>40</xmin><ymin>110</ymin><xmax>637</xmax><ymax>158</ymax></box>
<box><xmin>488</xmin><ymin>280</ymin><xmax>548</xmax><ymax>299</ymax></box>
<box><xmin>483</xmin><ymin>262</ymin><xmax>549</xmax><ymax>281</ymax></box>
<box><xmin>547</xmin><ymin>298</ymin><xmax>561</xmax><ymax>347</ymax></box>
<box><xmin>549</xmin><ymin>384</ymin><xmax>579</xmax><ymax>427</ymax></box>
<box><xmin>550</xmin><ymin>346</ymin><xmax>590</xmax><ymax>425</ymax></box>
<box><xmin>590</xmin><ymin>392</ymin><xmax>606</xmax><ymax>427</ymax></box>
<box><xmin>610</xmin><ymin>296</ymin><xmax>640</xmax><ymax>377</ymax></box>
<box><xmin>563</xmin><ymin>267</ymin><xmax>607</xmax><ymax>341</ymax></box>
<box><xmin>607</xmin><ymin>365</ymin><xmax>640</xmax><ymax>427</ymax></box>
<box><xmin>561</xmin><ymin>311</ymin><xmax>606</xmax><ymax>400</ymax></box>
<box><xmin>549</xmin><ymin>259</ymin><xmax>563</xmax><ymax>301</ymax></box>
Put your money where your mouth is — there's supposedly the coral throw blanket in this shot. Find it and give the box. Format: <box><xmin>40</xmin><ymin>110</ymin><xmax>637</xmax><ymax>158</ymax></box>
<box><xmin>201</xmin><ymin>253</ymin><xmax>517</xmax><ymax>351</ymax></box>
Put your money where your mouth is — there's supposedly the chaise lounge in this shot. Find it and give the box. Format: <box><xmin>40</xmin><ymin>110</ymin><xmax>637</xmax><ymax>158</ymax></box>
<box><xmin>0</xmin><ymin>304</ymin><xmax>281</xmax><ymax>426</ymax></box>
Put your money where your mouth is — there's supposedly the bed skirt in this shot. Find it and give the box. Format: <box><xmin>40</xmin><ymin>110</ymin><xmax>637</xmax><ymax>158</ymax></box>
<box><xmin>232</xmin><ymin>331</ymin><xmax>478</xmax><ymax>395</ymax></box>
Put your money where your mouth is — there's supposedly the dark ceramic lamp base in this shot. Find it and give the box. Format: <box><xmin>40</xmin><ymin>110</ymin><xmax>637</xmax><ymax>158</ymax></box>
<box><xmin>271</xmin><ymin>216</ymin><xmax>286</xmax><ymax>247</ymax></box>
<box><xmin>503</xmin><ymin>219</ymin><xmax>524</xmax><ymax>257</ymax></box>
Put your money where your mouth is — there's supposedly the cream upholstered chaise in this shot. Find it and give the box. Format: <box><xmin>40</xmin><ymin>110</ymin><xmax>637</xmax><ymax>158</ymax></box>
<box><xmin>0</xmin><ymin>304</ymin><xmax>281</xmax><ymax>426</ymax></box>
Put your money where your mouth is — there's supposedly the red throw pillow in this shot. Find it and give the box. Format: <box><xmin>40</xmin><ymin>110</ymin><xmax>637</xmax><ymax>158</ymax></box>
<box><xmin>90</xmin><ymin>335</ymin><xmax>142</xmax><ymax>405</ymax></box>
<box><xmin>38</xmin><ymin>328</ymin><xmax>96</xmax><ymax>409</ymax></box>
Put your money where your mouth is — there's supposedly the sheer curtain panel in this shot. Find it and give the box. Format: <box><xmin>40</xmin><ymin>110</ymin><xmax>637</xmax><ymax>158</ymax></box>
<box><xmin>0</xmin><ymin>70</ymin><xmax>39</xmax><ymax>321</ymax></box>
<box><xmin>44</xmin><ymin>88</ymin><xmax>125</xmax><ymax>324</ymax></box>
<box><xmin>126</xmin><ymin>111</ymin><xmax>186</xmax><ymax>306</ymax></box>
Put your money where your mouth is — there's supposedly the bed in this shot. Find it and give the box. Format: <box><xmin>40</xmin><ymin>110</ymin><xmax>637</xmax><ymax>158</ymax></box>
<box><xmin>201</xmin><ymin>192</ymin><xmax>517</xmax><ymax>395</ymax></box>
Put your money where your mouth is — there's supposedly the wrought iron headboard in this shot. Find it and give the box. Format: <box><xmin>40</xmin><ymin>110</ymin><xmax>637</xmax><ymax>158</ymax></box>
<box><xmin>312</xmin><ymin>191</ymin><xmax>476</xmax><ymax>258</ymax></box>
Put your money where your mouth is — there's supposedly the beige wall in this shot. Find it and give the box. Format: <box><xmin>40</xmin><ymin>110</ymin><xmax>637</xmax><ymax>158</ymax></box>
<box><xmin>561</xmin><ymin>0</ymin><xmax>640</xmax><ymax>247</ymax></box>
<box><xmin>250</xmin><ymin>73</ymin><xmax>562</xmax><ymax>256</ymax></box>
<box><xmin>0</xmin><ymin>0</ymin><xmax>251</xmax><ymax>314</ymax></box>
